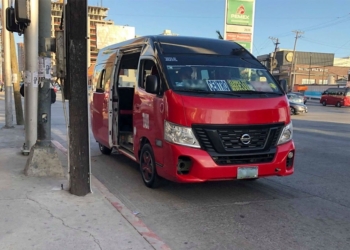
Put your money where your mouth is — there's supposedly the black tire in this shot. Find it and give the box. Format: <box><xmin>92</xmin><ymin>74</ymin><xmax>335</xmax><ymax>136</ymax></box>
<box><xmin>290</xmin><ymin>107</ymin><xmax>296</xmax><ymax>115</ymax></box>
<box><xmin>99</xmin><ymin>143</ymin><xmax>112</xmax><ymax>155</ymax></box>
<box><xmin>140</xmin><ymin>143</ymin><xmax>161</xmax><ymax>188</ymax></box>
<box><xmin>336</xmin><ymin>102</ymin><xmax>342</xmax><ymax>108</ymax></box>
<box><xmin>322</xmin><ymin>101</ymin><xmax>326</xmax><ymax>106</ymax></box>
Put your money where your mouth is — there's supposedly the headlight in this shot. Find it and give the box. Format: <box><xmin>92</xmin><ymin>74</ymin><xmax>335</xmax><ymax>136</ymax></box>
<box><xmin>277</xmin><ymin>122</ymin><xmax>293</xmax><ymax>145</ymax></box>
<box><xmin>164</xmin><ymin>121</ymin><xmax>200</xmax><ymax>148</ymax></box>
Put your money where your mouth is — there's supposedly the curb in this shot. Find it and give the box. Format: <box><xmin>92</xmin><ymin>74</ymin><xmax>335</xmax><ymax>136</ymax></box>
<box><xmin>51</xmin><ymin>140</ymin><xmax>171</xmax><ymax>250</ymax></box>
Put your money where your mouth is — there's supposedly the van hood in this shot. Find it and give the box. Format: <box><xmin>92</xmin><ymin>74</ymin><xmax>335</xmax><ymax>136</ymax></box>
<box><xmin>165</xmin><ymin>91</ymin><xmax>290</xmax><ymax>126</ymax></box>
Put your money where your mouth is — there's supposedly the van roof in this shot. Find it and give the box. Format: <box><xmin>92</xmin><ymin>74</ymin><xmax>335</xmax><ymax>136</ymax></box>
<box><xmin>101</xmin><ymin>35</ymin><xmax>252</xmax><ymax>57</ymax></box>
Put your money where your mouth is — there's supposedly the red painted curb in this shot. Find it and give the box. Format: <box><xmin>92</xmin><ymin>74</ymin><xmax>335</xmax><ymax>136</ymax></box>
<box><xmin>51</xmin><ymin>140</ymin><xmax>171</xmax><ymax>250</ymax></box>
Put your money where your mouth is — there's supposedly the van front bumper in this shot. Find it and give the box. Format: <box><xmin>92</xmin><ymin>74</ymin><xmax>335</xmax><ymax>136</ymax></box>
<box><xmin>159</xmin><ymin>141</ymin><xmax>295</xmax><ymax>183</ymax></box>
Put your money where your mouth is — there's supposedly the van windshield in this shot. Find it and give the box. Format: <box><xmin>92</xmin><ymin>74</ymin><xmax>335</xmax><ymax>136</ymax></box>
<box><xmin>164</xmin><ymin>64</ymin><xmax>282</xmax><ymax>95</ymax></box>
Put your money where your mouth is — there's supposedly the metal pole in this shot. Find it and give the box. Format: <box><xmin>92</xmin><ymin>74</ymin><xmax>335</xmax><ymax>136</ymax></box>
<box><xmin>68</xmin><ymin>0</ymin><xmax>91</xmax><ymax>196</ymax></box>
<box><xmin>290</xmin><ymin>30</ymin><xmax>303</xmax><ymax>92</ymax></box>
<box><xmin>36</xmin><ymin>0</ymin><xmax>52</xmax><ymax>147</ymax></box>
<box><xmin>223</xmin><ymin>0</ymin><xmax>227</xmax><ymax>40</ymax></box>
<box><xmin>23</xmin><ymin>0</ymin><xmax>39</xmax><ymax>154</ymax></box>
<box><xmin>2</xmin><ymin>0</ymin><xmax>14</xmax><ymax>128</ymax></box>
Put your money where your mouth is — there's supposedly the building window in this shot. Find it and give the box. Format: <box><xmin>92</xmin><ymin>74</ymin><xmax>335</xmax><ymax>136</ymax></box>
<box><xmin>319</xmin><ymin>80</ymin><xmax>328</xmax><ymax>84</ymax></box>
<box><xmin>301</xmin><ymin>79</ymin><xmax>316</xmax><ymax>84</ymax></box>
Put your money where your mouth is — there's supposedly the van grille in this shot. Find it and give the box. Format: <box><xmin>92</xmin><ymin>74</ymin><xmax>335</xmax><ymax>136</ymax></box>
<box><xmin>192</xmin><ymin>123</ymin><xmax>284</xmax><ymax>165</ymax></box>
<box><xmin>213</xmin><ymin>153</ymin><xmax>275</xmax><ymax>165</ymax></box>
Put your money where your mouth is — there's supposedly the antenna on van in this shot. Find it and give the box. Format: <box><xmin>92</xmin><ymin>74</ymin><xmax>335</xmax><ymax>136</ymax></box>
<box><xmin>231</xmin><ymin>48</ymin><xmax>246</xmax><ymax>56</ymax></box>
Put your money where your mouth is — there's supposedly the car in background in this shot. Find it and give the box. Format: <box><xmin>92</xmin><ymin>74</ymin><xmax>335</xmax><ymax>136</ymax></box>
<box><xmin>287</xmin><ymin>93</ymin><xmax>308</xmax><ymax>115</ymax></box>
<box><xmin>320</xmin><ymin>87</ymin><xmax>350</xmax><ymax>107</ymax></box>
<box><xmin>287</xmin><ymin>93</ymin><xmax>304</xmax><ymax>104</ymax></box>
<box><xmin>288</xmin><ymin>100</ymin><xmax>308</xmax><ymax>115</ymax></box>
<box><xmin>291</xmin><ymin>92</ymin><xmax>307</xmax><ymax>104</ymax></box>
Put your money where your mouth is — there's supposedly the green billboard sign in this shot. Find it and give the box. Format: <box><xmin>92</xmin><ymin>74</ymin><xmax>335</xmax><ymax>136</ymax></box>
<box><xmin>226</xmin><ymin>0</ymin><xmax>254</xmax><ymax>26</ymax></box>
<box><xmin>236</xmin><ymin>41</ymin><xmax>252</xmax><ymax>51</ymax></box>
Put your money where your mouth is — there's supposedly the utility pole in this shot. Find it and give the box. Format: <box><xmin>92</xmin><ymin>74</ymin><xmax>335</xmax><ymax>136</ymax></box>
<box><xmin>289</xmin><ymin>30</ymin><xmax>303</xmax><ymax>92</ymax></box>
<box><xmin>308</xmin><ymin>53</ymin><xmax>312</xmax><ymax>84</ymax></box>
<box><xmin>22</xmin><ymin>0</ymin><xmax>39</xmax><ymax>155</ymax></box>
<box><xmin>67</xmin><ymin>0</ymin><xmax>91</xmax><ymax>196</ymax></box>
<box><xmin>269</xmin><ymin>37</ymin><xmax>279</xmax><ymax>73</ymax></box>
<box><xmin>2</xmin><ymin>0</ymin><xmax>14</xmax><ymax>128</ymax></box>
<box><xmin>24</xmin><ymin>0</ymin><xmax>64</xmax><ymax>177</ymax></box>
<box><xmin>10</xmin><ymin>33</ymin><xmax>24</xmax><ymax>125</ymax></box>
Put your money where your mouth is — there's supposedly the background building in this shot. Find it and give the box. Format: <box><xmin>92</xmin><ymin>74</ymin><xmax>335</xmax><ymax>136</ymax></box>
<box><xmin>51</xmin><ymin>1</ymin><xmax>114</xmax><ymax>66</ymax></box>
<box><xmin>258</xmin><ymin>50</ymin><xmax>350</xmax><ymax>87</ymax></box>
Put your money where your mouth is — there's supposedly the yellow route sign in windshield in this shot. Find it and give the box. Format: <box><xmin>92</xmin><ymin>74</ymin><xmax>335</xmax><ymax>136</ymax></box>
<box><xmin>227</xmin><ymin>80</ymin><xmax>253</xmax><ymax>91</ymax></box>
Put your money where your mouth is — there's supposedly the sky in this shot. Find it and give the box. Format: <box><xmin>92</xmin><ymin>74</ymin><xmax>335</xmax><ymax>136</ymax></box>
<box><xmin>85</xmin><ymin>0</ymin><xmax>350</xmax><ymax>58</ymax></box>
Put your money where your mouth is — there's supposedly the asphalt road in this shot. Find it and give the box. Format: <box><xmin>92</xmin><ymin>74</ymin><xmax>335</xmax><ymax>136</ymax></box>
<box><xmin>51</xmin><ymin>94</ymin><xmax>350</xmax><ymax>250</ymax></box>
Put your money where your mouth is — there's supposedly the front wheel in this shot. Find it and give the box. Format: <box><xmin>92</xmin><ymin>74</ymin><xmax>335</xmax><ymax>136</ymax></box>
<box><xmin>322</xmin><ymin>101</ymin><xmax>327</xmax><ymax>106</ymax></box>
<box><xmin>99</xmin><ymin>143</ymin><xmax>112</xmax><ymax>155</ymax></box>
<box><xmin>140</xmin><ymin>143</ymin><xmax>161</xmax><ymax>188</ymax></box>
<box><xmin>290</xmin><ymin>107</ymin><xmax>296</xmax><ymax>115</ymax></box>
<box><xmin>336</xmin><ymin>102</ymin><xmax>342</xmax><ymax>108</ymax></box>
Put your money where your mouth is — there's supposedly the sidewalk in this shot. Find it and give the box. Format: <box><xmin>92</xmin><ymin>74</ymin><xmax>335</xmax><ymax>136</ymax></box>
<box><xmin>0</xmin><ymin>92</ymin><xmax>168</xmax><ymax>250</ymax></box>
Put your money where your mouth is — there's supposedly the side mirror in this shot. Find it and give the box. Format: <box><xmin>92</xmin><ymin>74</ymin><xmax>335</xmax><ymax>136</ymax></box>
<box><xmin>145</xmin><ymin>75</ymin><xmax>159</xmax><ymax>94</ymax></box>
<box><xmin>279</xmin><ymin>79</ymin><xmax>287</xmax><ymax>93</ymax></box>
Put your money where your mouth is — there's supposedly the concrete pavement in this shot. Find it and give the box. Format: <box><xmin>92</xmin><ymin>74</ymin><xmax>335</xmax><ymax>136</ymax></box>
<box><xmin>0</xmin><ymin>91</ymin><xmax>168</xmax><ymax>250</ymax></box>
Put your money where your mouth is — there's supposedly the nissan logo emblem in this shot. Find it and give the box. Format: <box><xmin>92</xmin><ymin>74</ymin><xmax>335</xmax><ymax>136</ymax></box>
<box><xmin>240</xmin><ymin>134</ymin><xmax>251</xmax><ymax>145</ymax></box>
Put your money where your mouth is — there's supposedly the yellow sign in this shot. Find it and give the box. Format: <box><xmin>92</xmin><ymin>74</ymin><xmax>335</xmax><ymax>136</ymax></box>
<box><xmin>227</xmin><ymin>80</ymin><xmax>252</xmax><ymax>91</ymax></box>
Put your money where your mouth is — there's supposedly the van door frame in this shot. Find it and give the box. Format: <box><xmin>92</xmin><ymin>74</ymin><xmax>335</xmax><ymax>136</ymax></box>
<box><xmin>108</xmin><ymin>49</ymin><xmax>121</xmax><ymax>148</ymax></box>
<box><xmin>109</xmin><ymin>47</ymin><xmax>144</xmax><ymax>149</ymax></box>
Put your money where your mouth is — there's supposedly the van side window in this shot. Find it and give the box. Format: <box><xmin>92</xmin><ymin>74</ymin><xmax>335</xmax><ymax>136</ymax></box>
<box><xmin>139</xmin><ymin>59</ymin><xmax>159</xmax><ymax>89</ymax></box>
<box><xmin>117</xmin><ymin>52</ymin><xmax>140</xmax><ymax>88</ymax></box>
<box><xmin>96</xmin><ymin>69</ymin><xmax>106</xmax><ymax>93</ymax></box>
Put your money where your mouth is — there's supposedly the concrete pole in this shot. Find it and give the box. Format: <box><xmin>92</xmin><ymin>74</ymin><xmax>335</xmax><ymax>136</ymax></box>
<box><xmin>22</xmin><ymin>0</ymin><xmax>39</xmax><ymax>154</ymax></box>
<box><xmin>68</xmin><ymin>0</ymin><xmax>91</xmax><ymax>196</ymax></box>
<box><xmin>2</xmin><ymin>0</ymin><xmax>14</xmax><ymax>128</ymax></box>
<box><xmin>24</xmin><ymin>0</ymin><xmax>64</xmax><ymax>177</ymax></box>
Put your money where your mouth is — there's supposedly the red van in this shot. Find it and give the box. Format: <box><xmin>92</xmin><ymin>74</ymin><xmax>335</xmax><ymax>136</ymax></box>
<box><xmin>320</xmin><ymin>87</ymin><xmax>350</xmax><ymax>107</ymax></box>
<box><xmin>90</xmin><ymin>36</ymin><xmax>295</xmax><ymax>188</ymax></box>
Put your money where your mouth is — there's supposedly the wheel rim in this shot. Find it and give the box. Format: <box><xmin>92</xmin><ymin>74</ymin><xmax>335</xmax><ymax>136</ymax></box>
<box><xmin>290</xmin><ymin>107</ymin><xmax>294</xmax><ymax>114</ymax></box>
<box><xmin>99</xmin><ymin>144</ymin><xmax>104</xmax><ymax>151</ymax></box>
<box><xmin>141</xmin><ymin>151</ymin><xmax>153</xmax><ymax>182</ymax></box>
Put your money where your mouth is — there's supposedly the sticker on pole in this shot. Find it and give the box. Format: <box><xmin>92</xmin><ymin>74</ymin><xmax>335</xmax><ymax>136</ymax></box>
<box><xmin>44</xmin><ymin>58</ymin><xmax>51</xmax><ymax>79</ymax></box>
<box><xmin>38</xmin><ymin>57</ymin><xmax>45</xmax><ymax>77</ymax></box>
<box><xmin>25</xmin><ymin>71</ymin><xmax>31</xmax><ymax>86</ymax></box>
<box><xmin>32</xmin><ymin>72</ymin><xmax>39</xmax><ymax>88</ymax></box>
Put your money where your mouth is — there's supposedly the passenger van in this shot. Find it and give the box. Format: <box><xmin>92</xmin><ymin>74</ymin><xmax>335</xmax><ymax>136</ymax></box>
<box><xmin>320</xmin><ymin>87</ymin><xmax>350</xmax><ymax>107</ymax></box>
<box><xmin>90</xmin><ymin>36</ymin><xmax>295</xmax><ymax>188</ymax></box>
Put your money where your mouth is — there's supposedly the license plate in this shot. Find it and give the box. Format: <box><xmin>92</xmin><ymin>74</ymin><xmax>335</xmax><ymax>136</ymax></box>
<box><xmin>237</xmin><ymin>167</ymin><xmax>258</xmax><ymax>179</ymax></box>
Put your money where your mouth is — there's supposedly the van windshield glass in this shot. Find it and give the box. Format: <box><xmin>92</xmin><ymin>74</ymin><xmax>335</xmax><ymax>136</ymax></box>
<box><xmin>165</xmin><ymin>64</ymin><xmax>282</xmax><ymax>94</ymax></box>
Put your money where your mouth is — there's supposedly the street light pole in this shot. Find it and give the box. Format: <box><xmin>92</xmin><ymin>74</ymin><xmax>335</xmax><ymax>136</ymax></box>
<box><xmin>24</xmin><ymin>0</ymin><xmax>64</xmax><ymax>177</ymax></box>
<box><xmin>2</xmin><ymin>0</ymin><xmax>14</xmax><ymax>128</ymax></box>
<box><xmin>22</xmin><ymin>0</ymin><xmax>39</xmax><ymax>154</ymax></box>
